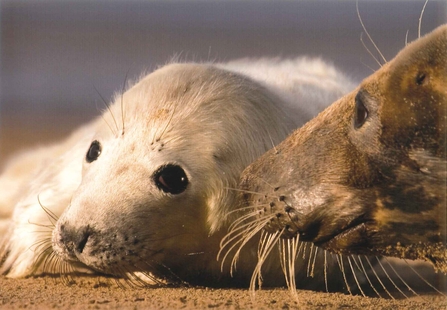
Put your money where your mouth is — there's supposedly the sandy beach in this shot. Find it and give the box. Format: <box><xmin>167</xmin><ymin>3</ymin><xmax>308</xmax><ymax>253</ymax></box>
<box><xmin>1</xmin><ymin>275</ymin><xmax>446</xmax><ymax>309</ymax></box>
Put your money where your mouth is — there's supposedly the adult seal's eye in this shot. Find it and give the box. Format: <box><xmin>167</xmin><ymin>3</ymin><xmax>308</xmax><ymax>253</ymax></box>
<box><xmin>154</xmin><ymin>164</ymin><xmax>188</xmax><ymax>194</ymax></box>
<box><xmin>354</xmin><ymin>91</ymin><xmax>369</xmax><ymax>129</ymax></box>
<box><xmin>86</xmin><ymin>140</ymin><xmax>102</xmax><ymax>163</ymax></box>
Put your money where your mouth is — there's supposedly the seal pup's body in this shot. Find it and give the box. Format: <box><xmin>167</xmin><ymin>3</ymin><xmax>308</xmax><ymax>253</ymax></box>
<box><xmin>237</xmin><ymin>25</ymin><xmax>447</xmax><ymax>293</ymax></box>
<box><xmin>0</xmin><ymin>58</ymin><xmax>353</xmax><ymax>286</ymax></box>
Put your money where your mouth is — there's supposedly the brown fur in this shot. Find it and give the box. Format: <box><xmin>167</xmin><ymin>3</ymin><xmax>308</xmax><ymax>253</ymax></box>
<box><xmin>238</xmin><ymin>24</ymin><xmax>447</xmax><ymax>277</ymax></box>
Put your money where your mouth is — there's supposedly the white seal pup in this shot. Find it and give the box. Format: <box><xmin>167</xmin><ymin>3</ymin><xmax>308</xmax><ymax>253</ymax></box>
<box><xmin>0</xmin><ymin>58</ymin><xmax>354</xmax><ymax>286</ymax></box>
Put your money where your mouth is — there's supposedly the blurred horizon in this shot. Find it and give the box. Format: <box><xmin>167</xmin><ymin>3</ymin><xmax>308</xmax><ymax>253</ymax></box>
<box><xmin>1</xmin><ymin>0</ymin><xmax>446</xmax><ymax>165</ymax></box>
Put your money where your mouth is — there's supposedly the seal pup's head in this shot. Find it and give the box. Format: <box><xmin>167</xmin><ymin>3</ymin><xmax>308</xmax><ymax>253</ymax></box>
<box><xmin>50</xmin><ymin>63</ymin><xmax>298</xmax><ymax>285</ymax></box>
<box><xmin>236</xmin><ymin>25</ymin><xmax>447</xmax><ymax>292</ymax></box>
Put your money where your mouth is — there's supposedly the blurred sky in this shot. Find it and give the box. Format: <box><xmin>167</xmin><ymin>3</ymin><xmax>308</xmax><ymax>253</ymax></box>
<box><xmin>0</xmin><ymin>0</ymin><xmax>446</xmax><ymax>164</ymax></box>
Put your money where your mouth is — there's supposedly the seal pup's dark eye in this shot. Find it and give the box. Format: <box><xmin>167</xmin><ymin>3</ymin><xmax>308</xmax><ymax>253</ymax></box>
<box><xmin>154</xmin><ymin>164</ymin><xmax>188</xmax><ymax>194</ymax></box>
<box><xmin>353</xmin><ymin>91</ymin><xmax>368</xmax><ymax>129</ymax></box>
<box><xmin>86</xmin><ymin>140</ymin><xmax>102</xmax><ymax>163</ymax></box>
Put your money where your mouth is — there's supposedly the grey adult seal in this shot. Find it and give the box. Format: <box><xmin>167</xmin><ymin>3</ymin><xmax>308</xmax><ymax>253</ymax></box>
<box><xmin>235</xmin><ymin>25</ymin><xmax>446</xmax><ymax>294</ymax></box>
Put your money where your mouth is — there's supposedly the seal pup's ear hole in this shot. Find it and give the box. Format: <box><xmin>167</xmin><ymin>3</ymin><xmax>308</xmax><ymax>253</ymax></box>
<box><xmin>353</xmin><ymin>90</ymin><xmax>369</xmax><ymax>129</ymax></box>
<box><xmin>86</xmin><ymin>140</ymin><xmax>102</xmax><ymax>163</ymax></box>
<box><xmin>153</xmin><ymin>164</ymin><xmax>189</xmax><ymax>194</ymax></box>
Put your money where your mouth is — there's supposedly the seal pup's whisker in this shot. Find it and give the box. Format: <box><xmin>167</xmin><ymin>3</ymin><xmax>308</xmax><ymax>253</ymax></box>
<box><xmin>93</xmin><ymin>84</ymin><xmax>120</xmax><ymax>137</ymax></box>
<box><xmin>153</xmin><ymin>104</ymin><xmax>177</xmax><ymax>144</ymax></box>
<box><xmin>37</xmin><ymin>195</ymin><xmax>59</xmax><ymax>224</ymax></box>
<box><xmin>119</xmin><ymin>69</ymin><xmax>130</xmax><ymax>136</ymax></box>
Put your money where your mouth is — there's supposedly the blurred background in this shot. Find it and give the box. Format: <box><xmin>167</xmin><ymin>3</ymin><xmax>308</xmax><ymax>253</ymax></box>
<box><xmin>0</xmin><ymin>0</ymin><xmax>446</xmax><ymax>167</ymax></box>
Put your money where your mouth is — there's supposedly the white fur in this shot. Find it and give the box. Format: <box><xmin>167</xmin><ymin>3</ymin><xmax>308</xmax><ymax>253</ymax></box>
<box><xmin>0</xmin><ymin>58</ymin><xmax>354</xmax><ymax>281</ymax></box>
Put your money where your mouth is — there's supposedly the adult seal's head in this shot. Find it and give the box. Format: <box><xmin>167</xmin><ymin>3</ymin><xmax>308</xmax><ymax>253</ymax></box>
<box><xmin>238</xmin><ymin>24</ymin><xmax>447</xmax><ymax>275</ymax></box>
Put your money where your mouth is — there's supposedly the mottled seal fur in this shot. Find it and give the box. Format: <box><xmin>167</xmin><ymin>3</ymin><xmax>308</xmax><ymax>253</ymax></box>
<box><xmin>0</xmin><ymin>58</ymin><xmax>353</xmax><ymax>286</ymax></box>
<box><xmin>236</xmin><ymin>25</ymin><xmax>446</xmax><ymax>293</ymax></box>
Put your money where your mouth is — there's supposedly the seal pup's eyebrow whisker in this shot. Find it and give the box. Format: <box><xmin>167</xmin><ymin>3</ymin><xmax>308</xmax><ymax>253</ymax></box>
<box><xmin>93</xmin><ymin>84</ymin><xmax>120</xmax><ymax>137</ymax></box>
<box><xmin>356</xmin><ymin>1</ymin><xmax>387</xmax><ymax>65</ymax></box>
<box><xmin>120</xmin><ymin>69</ymin><xmax>130</xmax><ymax>136</ymax></box>
<box><xmin>153</xmin><ymin>104</ymin><xmax>177</xmax><ymax>144</ymax></box>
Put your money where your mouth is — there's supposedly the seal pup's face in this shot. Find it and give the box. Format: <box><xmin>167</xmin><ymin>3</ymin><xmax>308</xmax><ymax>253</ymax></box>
<box><xmin>237</xmin><ymin>24</ymin><xmax>447</xmax><ymax>280</ymax></box>
<box><xmin>50</xmin><ymin>63</ymin><xmax>296</xmax><ymax>284</ymax></box>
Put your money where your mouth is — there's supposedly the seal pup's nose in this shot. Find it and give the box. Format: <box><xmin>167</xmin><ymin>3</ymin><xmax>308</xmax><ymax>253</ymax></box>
<box><xmin>53</xmin><ymin>224</ymin><xmax>93</xmax><ymax>261</ymax></box>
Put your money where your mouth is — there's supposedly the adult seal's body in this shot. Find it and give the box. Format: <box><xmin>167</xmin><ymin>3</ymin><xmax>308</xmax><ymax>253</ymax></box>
<box><xmin>237</xmin><ymin>24</ymin><xmax>447</xmax><ymax>291</ymax></box>
<box><xmin>0</xmin><ymin>59</ymin><xmax>353</xmax><ymax>286</ymax></box>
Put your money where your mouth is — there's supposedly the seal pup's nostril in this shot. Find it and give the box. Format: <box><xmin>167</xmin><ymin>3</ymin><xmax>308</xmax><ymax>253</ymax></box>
<box><xmin>75</xmin><ymin>226</ymin><xmax>93</xmax><ymax>254</ymax></box>
<box><xmin>57</xmin><ymin>224</ymin><xmax>92</xmax><ymax>256</ymax></box>
<box><xmin>76</xmin><ymin>229</ymin><xmax>90</xmax><ymax>254</ymax></box>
